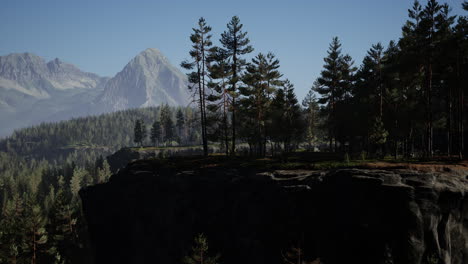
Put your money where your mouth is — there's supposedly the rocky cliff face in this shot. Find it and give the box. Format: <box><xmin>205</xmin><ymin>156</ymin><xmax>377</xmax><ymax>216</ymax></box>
<box><xmin>80</xmin><ymin>161</ymin><xmax>468</xmax><ymax>264</ymax></box>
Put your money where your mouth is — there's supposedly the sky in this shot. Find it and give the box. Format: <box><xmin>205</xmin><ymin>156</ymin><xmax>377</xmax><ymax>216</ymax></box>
<box><xmin>1</xmin><ymin>0</ymin><xmax>466</xmax><ymax>100</ymax></box>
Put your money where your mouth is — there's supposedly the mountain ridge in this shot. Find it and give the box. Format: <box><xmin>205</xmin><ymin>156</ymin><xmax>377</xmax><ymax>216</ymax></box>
<box><xmin>95</xmin><ymin>48</ymin><xmax>189</xmax><ymax>113</ymax></box>
<box><xmin>0</xmin><ymin>49</ymin><xmax>191</xmax><ymax>137</ymax></box>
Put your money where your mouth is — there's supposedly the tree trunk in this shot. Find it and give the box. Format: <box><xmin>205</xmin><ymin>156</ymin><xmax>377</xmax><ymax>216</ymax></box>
<box><xmin>448</xmin><ymin>83</ymin><xmax>452</xmax><ymax>156</ymax></box>
<box><xmin>231</xmin><ymin>44</ymin><xmax>238</xmax><ymax>156</ymax></box>
<box><xmin>201</xmin><ymin>36</ymin><xmax>208</xmax><ymax>157</ymax></box>
<box><xmin>223</xmin><ymin>99</ymin><xmax>229</xmax><ymax>156</ymax></box>
<box><xmin>231</xmin><ymin>102</ymin><xmax>236</xmax><ymax>155</ymax></box>
<box><xmin>394</xmin><ymin>119</ymin><xmax>398</xmax><ymax>160</ymax></box>
<box><xmin>457</xmin><ymin>50</ymin><xmax>464</xmax><ymax>159</ymax></box>
<box><xmin>197</xmin><ymin>64</ymin><xmax>207</xmax><ymax>156</ymax></box>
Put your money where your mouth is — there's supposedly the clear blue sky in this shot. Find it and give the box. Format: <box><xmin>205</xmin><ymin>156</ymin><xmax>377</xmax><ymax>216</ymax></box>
<box><xmin>1</xmin><ymin>0</ymin><xmax>465</xmax><ymax>100</ymax></box>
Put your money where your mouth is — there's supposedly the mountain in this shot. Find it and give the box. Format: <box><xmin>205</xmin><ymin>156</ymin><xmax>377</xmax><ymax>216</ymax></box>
<box><xmin>0</xmin><ymin>52</ymin><xmax>109</xmax><ymax>136</ymax></box>
<box><xmin>0</xmin><ymin>53</ymin><xmax>106</xmax><ymax>100</ymax></box>
<box><xmin>0</xmin><ymin>49</ymin><xmax>191</xmax><ymax>137</ymax></box>
<box><xmin>95</xmin><ymin>48</ymin><xmax>189</xmax><ymax>112</ymax></box>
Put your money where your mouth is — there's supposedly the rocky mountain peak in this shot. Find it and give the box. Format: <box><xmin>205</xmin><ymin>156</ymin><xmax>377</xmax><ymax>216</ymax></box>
<box><xmin>96</xmin><ymin>48</ymin><xmax>190</xmax><ymax>112</ymax></box>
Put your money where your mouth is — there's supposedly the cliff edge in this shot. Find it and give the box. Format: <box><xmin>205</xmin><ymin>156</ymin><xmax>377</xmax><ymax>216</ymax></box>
<box><xmin>80</xmin><ymin>159</ymin><xmax>468</xmax><ymax>264</ymax></box>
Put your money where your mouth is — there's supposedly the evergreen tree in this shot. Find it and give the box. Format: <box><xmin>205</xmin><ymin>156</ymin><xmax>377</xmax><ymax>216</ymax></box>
<box><xmin>240</xmin><ymin>52</ymin><xmax>282</xmax><ymax>156</ymax></box>
<box><xmin>269</xmin><ymin>81</ymin><xmax>304</xmax><ymax>154</ymax></box>
<box><xmin>220</xmin><ymin>16</ymin><xmax>254</xmax><ymax>154</ymax></box>
<box><xmin>369</xmin><ymin>116</ymin><xmax>389</xmax><ymax>157</ymax></box>
<box><xmin>97</xmin><ymin>160</ymin><xmax>111</xmax><ymax>183</ymax></box>
<box><xmin>23</xmin><ymin>201</ymin><xmax>51</xmax><ymax>264</ymax></box>
<box><xmin>181</xmin><ymin>17</ymin><xmax>213</xmax><ymax>156</ymax></box>
<box><xmin>141</xmin><ymin>120</ymin><xmax>147</xmax><ymax>146</ymax></box>
<box><xmin>366</xmin><ymin>43</ymin><xmax>385</xmax><ymax>117</ymax></box>
<box><xmin>160</xmin><ymin>105</ymin><xmax>175</xmax><ymax>145</ymax></box>
<box><xmin>302</xmin><ymin>87</ymin><xmax>320</xmax><ymax>151</ymax></box>
<box><xmin>207</xmin><ymin>47</ymin><xmax>232</xmax><ymax>155</ymax></box>
<box><xmin>282</xmin><ymin>80</ymin><xmax>305</xmax><ymax>152</ymax></box>
<box><xmin>176</xmin><ymin>109</ymin><xmax>186</xmax><ymax>144</ymax></box>
<box><xmin>183</xmin><ymin>233</ymin><xmax>219</xmax><ymax>264</ymax></box>
<box><xmin>69</xmin><ymin>168</ymin><xmax>85</xmax><ymax>198</ymax></box>
<box><xmin>48</xmin><ymin>183</ymin><xmax>80</xmax><ymax>264</ymax></box>
<box><xmin>314</xmin><ymin>37</ymin><xmax>355</xmax><ymax>152</ymax></box>
<box><xmin>0</xmin><ymin>194</ymin><xmax>25</xmax><ymax>263</ymax></box>
<box><xmin>133</xmin><ymin>119</ymin><xmax>143</xmax><ymax>147</ymax></box>
<box><xmin>150</xmin><ymin>121</ymin><xmax>162</xmax><ymax>147</ymax></box>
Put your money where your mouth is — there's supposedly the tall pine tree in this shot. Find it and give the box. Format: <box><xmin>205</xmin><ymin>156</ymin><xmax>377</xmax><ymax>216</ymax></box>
<box><xmin>220</xmin><ymin>16</ymin><xmax>254</xmax><ymax>155</ymax></box>
<box><xmin>181</xmin><ymin>17</ymin><xmax>213</xmax><ymax>156</ymax></box>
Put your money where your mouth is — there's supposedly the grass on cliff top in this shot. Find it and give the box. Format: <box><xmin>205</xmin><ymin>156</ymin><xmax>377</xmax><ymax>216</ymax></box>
<box><xmin>137</xmin><ymin>152</ymin><xmax>372</xmax><ymax>172</ymax></box>
<box><xmin>134</xmin><ymin>150</ymin><xmax>468</xmax><ymax>173</ymax></box>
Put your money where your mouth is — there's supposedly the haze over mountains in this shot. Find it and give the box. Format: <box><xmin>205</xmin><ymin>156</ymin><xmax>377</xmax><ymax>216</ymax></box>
<box><xmin>0</xmin><ymin>48</ymin><xmax>190</xmax><ymax>137</ymax></box>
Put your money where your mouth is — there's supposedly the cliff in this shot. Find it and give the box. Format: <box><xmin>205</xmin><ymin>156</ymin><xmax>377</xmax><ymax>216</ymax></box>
<box><xmin>80</xmin><ymin>159</ymin><xmax>468</xmax><ymax>264</ymax></box>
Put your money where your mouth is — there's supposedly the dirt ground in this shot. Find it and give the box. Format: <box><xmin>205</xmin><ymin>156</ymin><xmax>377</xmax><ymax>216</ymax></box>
<box><xmin>361</xmin><ymin>160</ymin><xmax>468</xmax><ymax>176</ymax></box>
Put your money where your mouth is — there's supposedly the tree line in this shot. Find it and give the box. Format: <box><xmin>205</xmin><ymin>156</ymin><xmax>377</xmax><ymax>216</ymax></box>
<box><xmin>179</xmin><ymin>0</ymin><xmax>467</xmax><ymax>158</ymax></box>
<box><xmin>181</xmin><ymin>16</ymin><xmax>305</xmax><ymax>157</ymax></box>
<box><xmin>0</xmin><ymin>106</ymin><xmax>202</xmax><ymax>162</ymax></box>
<box><xmin>313</xmin><ymin>0</ymin><xmax>468</xmax><ymax>158</ymax></box>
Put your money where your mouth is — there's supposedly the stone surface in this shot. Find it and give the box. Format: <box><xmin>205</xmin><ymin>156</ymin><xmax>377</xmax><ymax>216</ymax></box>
<box><xmin>80</xmin><ymin>161</ymin><xmax>468</xmax><ymax>264</ymax></box>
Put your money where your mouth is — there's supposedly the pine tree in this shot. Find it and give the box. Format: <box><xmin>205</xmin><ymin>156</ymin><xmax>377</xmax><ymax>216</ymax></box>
<box><xmin>133</xmin><ymin>119</ymin><xmax>143</xmax><ymax>147</ymax></box>
<box><xmin>315</xmin><ymin>37</ymin><xmax>346</xmax><ymax>151</ymax></box>
<box><xmin>160</xmin><ymin>105</ymin><xmax>174</xmax><ymax>145</ymax></box>
<box><xmin>283</xmin><ymin>245</ymin><xmax>322</xmax><ymax>264</ymax></box>
<box><xmin>302</xmin><ymin>87</ymin><xmax>320</xmax><ymax>151</ymax></box>
<box><xmin>240</xmin><ymin>52</ymin><xmax>282</xmax><ymax>156</ymax></box>
<box><xmin>140</xmin><ymin>120</ymin><xmax>147</xmax><ymax>146</ymax></box>
<box><xmin>220</xmin><ymin>16</ymin><xmax>254</xmax><ymax>155</ymax></box>
<box><xmin>370</xmin><ymin>116</ymin><xmax>389</xmax><ymax>157</ymax></box>
<box><xmin>97</xmin><ymin>160</ymin><xmax>111</xmax><ymax>183</ymax></box>
<box><xmin>0</xmin><ymin>194</ymin><xmax>25</xmax><ymax>263</ymax></box>
<box><xmin>150</xmin><ymin>121</ymin><xmax>162</xmax><ymax>147</ymax></box>
<box><xmin>207</xmin><ymin>46</ymin><xmax>232</xmax><ymax>155</ymax></box>
<box><xmin>176</xmin><ymin>109</ymin><xmax>186</xmax><ymax>144</ymax></box>
<box><xmin>48</xmin><ymin>183</ymin><xmax>79</xmax><ymax>264</ymax></box>
<box><xmin>282</xmin><ymin>80</ymin><xmax>304</xmax><ymax>152</ymax></box>
<box><xmin>181</xmin><ymin>17</ymin><xmax>213</xmax><ymax>156</ymax></box>
<box><xmin>366</xmin><ymin>43</ymin><xmax>385</xmax><ymax>117</ymax></box>
<box><xmin>420</xmin><ymin>0</ymin><xmax>443</xmax><ymax>157</ymax></box>
<box><xmin>69</xmin><ymin>167</ymin><xmax>85</xmax><ymax>198</ymax></box>
<box><xmin>453</xmin><ymin>12</ymin><xmax>468</xmax><ymax>158</ymax></box>
<box><xmin>23</xmin><ymin>201</ymin><xmax>50</xmax><ymax>264</ymax></box>
<box><xmin>182</xmin><ymin>233</ymin><xmax>219</xmax><ymax>264</ymax></box>
<box><xmin>382</xmin><ymin>40</ymin><xmax>406</xmax><ymax>159</ymax></box>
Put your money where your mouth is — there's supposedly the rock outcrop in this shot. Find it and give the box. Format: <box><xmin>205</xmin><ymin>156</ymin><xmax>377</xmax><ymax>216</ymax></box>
<box><xmin>80</xmin><ymin>160</ymin><xmax>468</xmax><ymax>264</ymax></box>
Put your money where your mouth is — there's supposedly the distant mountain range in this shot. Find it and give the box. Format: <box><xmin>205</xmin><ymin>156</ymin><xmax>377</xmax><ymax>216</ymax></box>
<box><xmin>0</xmin><ymin>48</ymin><xmax>190</xmax><ymax>137</ymax></box>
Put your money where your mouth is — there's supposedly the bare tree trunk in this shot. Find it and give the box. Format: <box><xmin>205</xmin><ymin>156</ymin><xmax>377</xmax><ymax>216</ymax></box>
<box><xmin>223</xmin><ymin>98</ymin><xmax>229</xmax><ymax>156</ymax></box>
<box><xmin>447</xmin><ymin>83</ymin><xmax>452</xmax><ymax>157</ymax></box>
<box><xmin>32</xmin><ymin>227</ymin><xmax>36</xmax><ymax>264</ymax></box>
<box><xmin>457</xmin><ymin>51</ymin><xmax>464</xmax><ymax>159</ymax></box>
<box><xmin>394</xmin><ymin>119</ymin><xmax>398</xmax><ymax>159</ymax></box>
<box><xmin>197</xmin><ymin>65</ymin><xmax>206</xmax><ymax>156</ymax></box>
<box><xmin>201</xmin><ymin>36</ymin><xmax>208</xmax><ymax>157</ymax></box>
<box><xmin>231</xmin><ymin>103</ymin><xmax>236</xmax><ymax>155</ymax></box>
<box><xmin>231</xmin><ymin>43</ymin><xmax>238</xmax><ymax>156</ymax></box>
